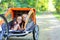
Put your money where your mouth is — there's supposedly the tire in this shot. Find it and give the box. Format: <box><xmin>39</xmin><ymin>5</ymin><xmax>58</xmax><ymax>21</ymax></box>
<box><xmin>33</xmin><ymin>25</ymin><xmax>39</xmax><ymax>40</ymax></box>
<box><xmin>0</xmin><ymin>15</ymin><xmax>9</xmax><ymax>40</ymax></box>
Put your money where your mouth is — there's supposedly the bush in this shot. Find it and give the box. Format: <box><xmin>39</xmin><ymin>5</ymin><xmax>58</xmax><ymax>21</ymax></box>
<box><xmin>55</xmin><ymin>0</ymin><xmax>60</xmax><ymax>13</ymax></box>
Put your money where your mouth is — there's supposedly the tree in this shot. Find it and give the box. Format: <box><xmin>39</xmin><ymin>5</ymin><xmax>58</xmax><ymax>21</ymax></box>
<box><xmin>0</xmin><ymin>0</ymin><xmax>49</xmax><ymax>14</ymax></box>
<box><xmin>55</xmin><ymin>0</ymin><xmax>60</xmax><ymax>13</ymax></box>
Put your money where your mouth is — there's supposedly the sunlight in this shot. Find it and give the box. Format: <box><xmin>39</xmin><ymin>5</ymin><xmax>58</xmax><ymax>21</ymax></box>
<box><xmin>0</xmin><ymin>0</ymin><xmax>1</xmax><ymax>3</ymax></box>
<box><xmin>48</xmin><ymin>0</ymin><xmax>56</xmax><ymax>11</ymax></box>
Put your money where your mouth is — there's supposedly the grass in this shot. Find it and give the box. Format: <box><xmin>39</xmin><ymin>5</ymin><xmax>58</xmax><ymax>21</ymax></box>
<box><xmin>53</xmin><ymin>12</ymin><xmax>60</xmax><ymax>20</ymax></box>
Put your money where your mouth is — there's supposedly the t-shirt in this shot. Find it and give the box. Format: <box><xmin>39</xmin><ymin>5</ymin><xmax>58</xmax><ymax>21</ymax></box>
<box><xmin>8</xmin><ymin>18</ymin><xmax>16</xmax><ymax>29</ymax></box>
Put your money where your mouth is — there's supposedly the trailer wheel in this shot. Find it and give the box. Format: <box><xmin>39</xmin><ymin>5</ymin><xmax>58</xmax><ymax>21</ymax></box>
<box><xmin>0</xmin><ymin>15</ymin><xmax>9</xmax><ymax>40</ymax></box>
<box><xmin>33</xmin><ymin>25</ymin><xmax>39</xmax><ymax>40</ymax></box>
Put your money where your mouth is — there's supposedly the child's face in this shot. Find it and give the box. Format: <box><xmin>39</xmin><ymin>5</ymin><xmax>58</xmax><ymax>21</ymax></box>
<box><xmin>22</xmin><ymin>14</ymin><xmax>28</xmax><ymax>21</ymax></box>
<box><xmin>17</xmin><ymin>16</ymin><xmax>22</xmax><ymax>24</ymax></box>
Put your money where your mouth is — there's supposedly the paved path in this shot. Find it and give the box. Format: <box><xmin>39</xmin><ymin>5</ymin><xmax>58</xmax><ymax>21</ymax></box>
<box><xmin>37</xmin><ymin>12</ymin><xmax>60</xmax><ymax>40</ymax></box>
